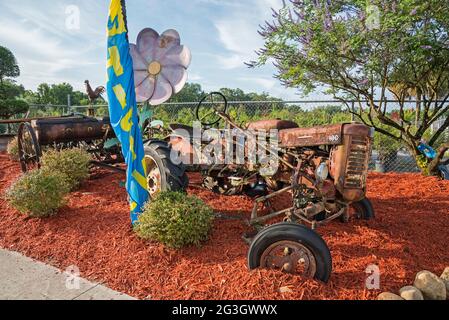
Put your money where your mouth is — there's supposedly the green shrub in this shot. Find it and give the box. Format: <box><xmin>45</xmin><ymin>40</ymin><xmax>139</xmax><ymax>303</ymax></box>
<box><xmin>40</xmin><ymin>148</ymin><xmax>91</xmax><ymax>190</ymax></box>
<box><xmin>6</xmin><ymin>137</ymin><xmax>19</xmax><ymax>161</ymax></box>
<box><xmin>134</xmin><ymin>192</ymin><xmax>215</xmax><ymax>248</ymax></box>
<box><xmin>6</xmin><ymin>170</ymin><xmax>70</xmax><ymax>218</ymax></box>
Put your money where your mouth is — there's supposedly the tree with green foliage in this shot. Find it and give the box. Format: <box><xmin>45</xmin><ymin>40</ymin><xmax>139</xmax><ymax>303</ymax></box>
<box><xmin>23</xmin><ymin>82</ymin><xmax>92</xmax><ymax>108</ymax></box>
<box><xmin>168</xmin><ymin>82</ymin><xmax>282</xmax><ymax>104</ymax></box>
<box><xmin>219</xmin><ymin>87</ymin><xmax>281</xmax><ymax>102</ymax></box>
<box><xmin>0</xmin><ymin>46</ymin><xmax>29</xmax><ymax>127</ymax></box>
<box><xmin>169</xmin><ymin>82</ymin><xmax>205</xmax><ymax>103</ymax></box>
<box><xmin>49</xmin><ymin>83</ymin><xmax>74</xmax><ymax>105</ymax></box>
<box><xmin>251</xmin><ymin>0</ymin><xmax>449</xmax><ymax>175</ymax></box>
<box><xmin>0</xmin><ymin>46</ymin><xmax>20</xmax><ymax>84</ymax></box>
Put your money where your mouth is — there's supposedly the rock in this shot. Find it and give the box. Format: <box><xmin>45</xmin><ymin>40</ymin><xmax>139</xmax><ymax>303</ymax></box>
<box><xmin>279</xmin><ymin>286</ymin><xmax>293</xmax><ymax>294</ymax></box>
<box><xmin>377</xmin><ymin>292</ymin><xmax>404</xmax><ymax>300</ymax></box>
<box><xmin>413</xmin><ymin>270</ymin><xmax>447</xmax><ymax>300</ymax></box>
<box><xmin>440</xmin><ymin>267</ymin><xmax>449</xmax><ymax>298</ymax></box>
<box><xmin>399</xmin><ymin>286</ymin><xmax>424</xmax><ymax>300</ymax></box>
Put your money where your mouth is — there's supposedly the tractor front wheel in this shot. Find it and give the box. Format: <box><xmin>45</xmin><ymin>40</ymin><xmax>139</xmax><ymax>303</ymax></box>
<box><xmin>341</xmin><ymin>198</ymin><xmax>375</xmax><ymax>222</ymax></box>
<box><xmin>144</xmin><ymin>140</ymin><xmax>188</xmax><ymax>198</ymax></box>
<box><xmin>248</xmin><ymin>223</ymin><xmax>332</xmax><ymax>283</ymax></box>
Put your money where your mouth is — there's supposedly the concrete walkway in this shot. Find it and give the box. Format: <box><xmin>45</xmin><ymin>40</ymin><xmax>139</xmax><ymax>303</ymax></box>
<box><xmin>0</xmin><ymin>249</ymin><xmax>136</xmax><ymax>300</ymax></box>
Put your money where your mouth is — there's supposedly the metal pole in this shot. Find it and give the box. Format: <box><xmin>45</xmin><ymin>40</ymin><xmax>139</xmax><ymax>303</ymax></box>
<box><xmin>67</xmin><ymin>94</ymin><xmax>71</xmax><ymax>115</ymax></box>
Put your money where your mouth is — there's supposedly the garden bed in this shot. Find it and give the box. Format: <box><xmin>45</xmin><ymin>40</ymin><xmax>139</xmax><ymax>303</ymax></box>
<box><xmin>0</xmin><ymin>152</ymin><xmax>448</xmax><ymax>300</ymax></box>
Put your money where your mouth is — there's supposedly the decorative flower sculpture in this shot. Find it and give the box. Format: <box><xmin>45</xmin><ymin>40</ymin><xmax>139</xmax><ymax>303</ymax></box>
<box><xmin>130</xmin><ymin>28</ymin><xmax>192</xmax><ymax>105</ymax></box>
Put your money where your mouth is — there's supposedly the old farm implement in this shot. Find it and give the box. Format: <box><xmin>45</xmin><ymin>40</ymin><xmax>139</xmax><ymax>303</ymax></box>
<box><xmin>13</xmin><ymin>113</ymin><xmax>188</xmax><ymax>197</ymax></box>
<box><xmin>16</xmin><ymin>115</ymin><xmax>121</xmax><ymax>173</ymax></box>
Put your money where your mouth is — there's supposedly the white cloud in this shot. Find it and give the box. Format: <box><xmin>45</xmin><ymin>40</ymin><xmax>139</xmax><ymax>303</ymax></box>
<box><xmin>0</xmin><ymin>19</ymin><xmax>100</xmax><ymax>90</ymax></box>
<box><xmin>213</xmin><ymin>0</ymin><xmax>284</xmax><ymax>70</ymax></box>
<box><xmin>188</xmin><ymin>73</ymin><xmax>203</xmax><ymax>81</ymax></box>
<box><xmin>238</xmin><ymin>77</ymin><xmax>277</xmax><ymax>90</ymax></box>
<box><xmin>0</xmin><ymin>0</ymin><xmax>309</xmax><ymax>101</ymax></box>
<box><xmin>0</xmin><ymin>1</ymin><xmax>105</xmax><ymax>91</ymax></box>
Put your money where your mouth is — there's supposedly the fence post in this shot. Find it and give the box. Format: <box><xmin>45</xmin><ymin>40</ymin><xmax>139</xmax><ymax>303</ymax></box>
<box><xmin>67</xmin><ymin>94</ymin><xmax>71</xmax><ymax>115</ymax></box>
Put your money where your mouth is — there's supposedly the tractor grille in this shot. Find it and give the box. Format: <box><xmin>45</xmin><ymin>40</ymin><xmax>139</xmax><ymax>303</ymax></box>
<box><xmin>344</xmin><ymin>136</ymin><xmax>370</xmax><ymax>189</ymax></box>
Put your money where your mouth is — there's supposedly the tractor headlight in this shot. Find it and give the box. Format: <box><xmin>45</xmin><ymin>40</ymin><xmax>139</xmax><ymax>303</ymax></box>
<box><xmin>315</xmin><ymin>162</ymin><xmax>329</xmax><ymax>182</ymax></box>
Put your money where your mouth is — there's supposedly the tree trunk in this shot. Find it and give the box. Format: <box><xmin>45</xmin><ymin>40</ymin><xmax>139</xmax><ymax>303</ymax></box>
<box><xmin>415</xmin><ymin>91</ymin><xmax>422</xmax><ymax>128</ymax></box>
<box><xmin>427</xmin><ymin>142</ymin><xmax>449</xmax><ymax>176</ymax></box>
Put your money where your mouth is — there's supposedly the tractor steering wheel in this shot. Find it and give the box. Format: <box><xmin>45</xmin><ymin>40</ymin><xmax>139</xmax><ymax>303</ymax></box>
<box><xmin>195</xmin><ymin>92</ymin><xmax>228</xmax><ymax>127</ymax></box>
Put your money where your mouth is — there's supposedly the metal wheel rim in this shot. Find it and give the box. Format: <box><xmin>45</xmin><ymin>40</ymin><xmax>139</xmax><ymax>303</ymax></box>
<box><xmin>145</xmin><ymin>155</ymin><xmax>162</xmax><ymax>197</ymax></box>
<box><xmin>18</xmin><ymin>123</ymin><xmax>41</xmax><ymax>172</ymax></box>
<box><xmin>260</xmin><ymin>240</ymin><xmax>317</xmax><ymax>278</ymax></box>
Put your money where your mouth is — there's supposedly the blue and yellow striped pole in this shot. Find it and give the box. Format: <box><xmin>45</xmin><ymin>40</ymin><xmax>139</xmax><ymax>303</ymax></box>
<box><xmin>106</xmin><ymin>0</ymin><xmax>149</xmax><ymax>224</ymax></box>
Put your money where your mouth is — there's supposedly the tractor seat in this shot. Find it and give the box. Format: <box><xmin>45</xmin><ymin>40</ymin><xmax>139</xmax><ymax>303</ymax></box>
<box><xmin>246</xmin><ymin>119</ymin><xmax>298</xmax><ymax>131</ymax></box>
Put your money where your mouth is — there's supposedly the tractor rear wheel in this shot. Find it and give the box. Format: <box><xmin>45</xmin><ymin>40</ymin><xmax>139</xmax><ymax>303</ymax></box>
<box><xmin>248</xmin><ymin>222</ymin><xmax>332</xmax><ymax>283</ymax></box>
<box><xmin>144</xmin><ymin>140</ymin><xmax>188</xmax><ymax>198</ymax></box>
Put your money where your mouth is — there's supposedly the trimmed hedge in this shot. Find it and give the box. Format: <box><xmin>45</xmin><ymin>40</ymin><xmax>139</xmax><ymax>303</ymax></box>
<box><xmin>134</xmin><ymin>192</ymin><xmax>214</xmax><ymax>248</ymax></box>
<box><xmin>6</xmin><ymin>170</ymin><xmax>70</xmax><ymax>218</ymax></box>
<box><xmin>6</xmin><ymin>137</ymin><xmax>19</xmax><ymax>161</ymax></box>
<box><xmin>40</xmin><ymin>148</ymin><xmax>91</xmax><ymax>190</ymax></box>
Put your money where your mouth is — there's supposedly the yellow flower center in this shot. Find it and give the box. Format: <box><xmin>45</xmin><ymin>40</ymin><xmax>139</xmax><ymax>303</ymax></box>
<box><xmin>148</xmin><ymin>61</ymin><xmax>162</xmax><ymax>76</ymax></box>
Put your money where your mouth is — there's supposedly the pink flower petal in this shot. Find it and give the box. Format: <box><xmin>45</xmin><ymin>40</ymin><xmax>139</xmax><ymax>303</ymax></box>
<box><xmin>153</xmin><ymin>29</ymin><xmax>181</xmax><ymax>61</ymax></box>
<box><xmin>136</xmin><ymin>76</ymin><xmax>156</xmax><ymax>103</ymax></box>
<box><xmin>161</xmin><ymin>29</ymin><xmax>181</xmax><ymax>46</ymax></box>
<box><xmin>161</xmin><ymin>45</ymin><xmax>192</xmax><ymax>68</ymax></box>
<box><xmin>134</xmin><ymin>70</ymin><xmax>149</xmax><ymax>87</ymax></box>
<box><xmin>161</xmin><ymin>66</ymin><xmax>188</xmax><ymax>94</ymax></box>
<box><xmin>136</xmin><ymin>28</ymin><xmax>159</xmax><ymax>63</ymax></box>
<box><xmin>149</xmin><ymin>75</ymin><xmax>173</xmax><ymax>105</ymax></box>
<box><xmin>130</xmin><ymin>44</ymin><xmax>148</xmax><ymax>71</ymax></box>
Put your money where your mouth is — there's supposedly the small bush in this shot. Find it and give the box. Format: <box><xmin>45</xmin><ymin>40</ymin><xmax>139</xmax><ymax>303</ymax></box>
<box><xmin>6</xmin><ymin>137</ymin><xmax>19</xmax><ymax>161</ymax></box>
<box><xmin>6</xmin><ymin>170</ymin><xmax>70</xmax><ymax>218</ymax></box>
<box><xmin>134</xmin><ymin>192</ymin><xmax>215</xmax><ymax>248</ymax></box>
<box><xmin>40</xmin><ymin>148</ymin><xmax>91</xmax><ymax>190</ymax></box>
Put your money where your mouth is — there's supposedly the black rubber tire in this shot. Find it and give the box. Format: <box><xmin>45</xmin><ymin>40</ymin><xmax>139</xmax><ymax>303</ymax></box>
<box><xmin>144</xmin><ymin>140</ymin><xmax>189</xmax><ymax>194</ymax></box>
<box><xmin>248</xmin><ymin>222</ymin><xmax>332</xmax><ymax>283</ymax></box>
<box><xmin>351</xmin><ymin>198</ymin><xmax>375</xmax><ymax>220</ymax></box>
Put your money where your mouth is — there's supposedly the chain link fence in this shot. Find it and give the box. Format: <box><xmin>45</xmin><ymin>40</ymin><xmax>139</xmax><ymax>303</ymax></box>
<box><xmin>2</xmin><ymin>100</ymin><xmax>448</xmax><ymax>174</ymax></box>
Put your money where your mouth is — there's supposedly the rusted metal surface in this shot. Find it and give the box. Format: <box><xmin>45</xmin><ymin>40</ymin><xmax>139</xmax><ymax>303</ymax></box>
<box><xmin>32</xmin><ymin>116</ymin><xmax>114</xmax><ymax>146</ymax></box>
<box><xmin>15</xmin><ymin>115</ymin><xmax>123</xmax><ymax>173</ymax></box>
<box><xmin>344</xmin><ymin>135</ymin><xmax>370</xmax><ymax>189</ymax></box>
<box><xmin>166</xmin><ymin>95</ymin><xmax>374</xmax><ymax>231</ymax></box>
<box><xmin>260</xmin><ymin>240</ymin><xmax>317</xmax><ymax>277</ymax></box>
<box><xmin>247</xmin><ymin>119</ymin><xmax>298</xmax><ymax>131</ymax></box>
<box><xmin>329</xmin><ymin>123</ymin><xmax>373</xmax><ymax>202</ymax></box>
<box><xmin>17</xmin><ymin>122</ymin><xmax>41</xmax><ymax>173</ymax></box>
<box><xmin>279</xmin><ymin>124</ymin><xmax>343</xmax><ymax>147</ymax></box>
<box><xmin>0</xmin><ymin>116</ymin><xmax>67</xmax><ymax>125</ymax></box>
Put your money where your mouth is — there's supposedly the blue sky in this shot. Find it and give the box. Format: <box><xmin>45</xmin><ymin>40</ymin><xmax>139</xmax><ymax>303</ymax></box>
<box><xmin>0</xmin><ymin>0</ymin><xmax>314</xmax><ymax>100</ymax></box>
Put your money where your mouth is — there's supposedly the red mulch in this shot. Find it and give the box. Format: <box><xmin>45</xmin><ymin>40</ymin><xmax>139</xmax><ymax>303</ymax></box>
<box><xmin>0</xmin><ymin>152</ymin><xmax>448</xmax><ymax>300</ymax></box>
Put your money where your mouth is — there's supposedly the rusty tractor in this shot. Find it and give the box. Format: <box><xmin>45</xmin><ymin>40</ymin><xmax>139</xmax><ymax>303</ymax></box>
<box><xmin>15</xmin><ymin>93</ymin><xmax>375</xmax><ymax>283</ymax></box>
<box><xmin>163</xmin><ymin>93</ymin><xmax>375</xmax><ymax>282</ymax></box>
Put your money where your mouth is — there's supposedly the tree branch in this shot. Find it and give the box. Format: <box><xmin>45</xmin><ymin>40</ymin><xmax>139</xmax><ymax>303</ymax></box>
<box><xmin>428</xmin><ymin>142</ymin><xmax>449</xmax><ymax>174</ymax></box>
